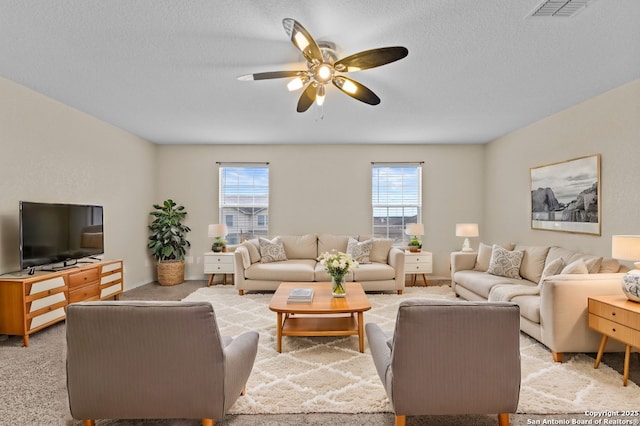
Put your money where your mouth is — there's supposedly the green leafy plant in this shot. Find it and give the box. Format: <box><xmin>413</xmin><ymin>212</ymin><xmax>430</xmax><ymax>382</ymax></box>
<box><xmin>409</xmin><ymin>236</ymin><xmax>422</xmax><ymax>248</ymax></box>
<box><xmin>148</xmin><ymin>199</ymin><xmax>191</xmax><ymax>262</ymax></box>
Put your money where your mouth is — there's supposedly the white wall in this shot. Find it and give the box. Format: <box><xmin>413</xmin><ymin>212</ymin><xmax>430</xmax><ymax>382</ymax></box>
<box><xmin>0</xmin><ymin>77</ymin><xmax>157</xmax><ymax>288</ymax></box>
<box><xmin>156</xmin><ymin>143</ymin><xmax>485</xmax><ymax>279</ymax></box>
<box><xmin>484</xmin><ymin>78</ymin><xmax>640</xmax><ymax>258</ymax></box>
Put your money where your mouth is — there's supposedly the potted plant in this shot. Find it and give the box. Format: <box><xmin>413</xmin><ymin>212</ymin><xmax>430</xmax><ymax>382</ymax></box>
<box><xmin>408</xmin><ymin>236</ymin><xmax>422</xmax><ymax>253</ymax></box>
<box><xmin>148</xmin><ymin>199</ymin><xmax>191</xmax><ymax>285</ymax></box>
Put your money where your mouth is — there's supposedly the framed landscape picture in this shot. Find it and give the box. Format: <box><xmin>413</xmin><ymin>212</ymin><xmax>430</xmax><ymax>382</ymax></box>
<box><xmin>530</xmin><ymin>154</ymin><xmax>601</xmax><ymax>235</ymax></box>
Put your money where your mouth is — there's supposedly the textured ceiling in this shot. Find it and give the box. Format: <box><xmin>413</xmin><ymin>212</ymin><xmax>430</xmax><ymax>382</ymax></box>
<box><xmin>1</xmin><ymin>0</ymin><xmax>639</xmax><ymax>145</ymax></box>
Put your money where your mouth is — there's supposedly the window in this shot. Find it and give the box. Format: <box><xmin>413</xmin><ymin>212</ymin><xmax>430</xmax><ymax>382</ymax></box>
<box><xmin>372</xmin><ymin>163</ymin><xmax>422</xmax><ymax>243</ymax></box>
<box><xmin>219</xmin><ymin>163</ymin><xmax>269</xmax><ymax>244</ymax></box>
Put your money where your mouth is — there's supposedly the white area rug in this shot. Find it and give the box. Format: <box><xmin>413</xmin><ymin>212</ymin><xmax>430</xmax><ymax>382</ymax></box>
<box><xmin>183</xmin><ymin>286</ymin><xmax>640</xmax><ymax>415</ymax></box>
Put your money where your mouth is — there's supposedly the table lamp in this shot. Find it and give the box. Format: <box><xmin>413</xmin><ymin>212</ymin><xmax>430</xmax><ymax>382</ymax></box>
<box><xmin>405</xmin><ymin>223</ymin><xmax>424</xmax><ymax>252</ymax></box>
<box><xmin>456</xmin><ymin>223</ymin><xmax>479</xmax><ymax>252</ymax></box>
<box><xmin>208</xmin><ymin>224</ymin><xmax>228</xmax><ymax>252</ymax></box>
<box><xmin>611</xmin><ymin>235</ymin><xmax>640</xmax><ymax>302</ymax></box>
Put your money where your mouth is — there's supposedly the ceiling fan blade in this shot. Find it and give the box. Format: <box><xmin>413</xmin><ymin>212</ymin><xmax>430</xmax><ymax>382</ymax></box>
<box><xmin>238</xmin><ymin>70</ymin><xmax>305</xmax><ymax>81</ymax></box>
<box><xmin>296</xmin><ymin>83</ymin><xmax>317</xmax><ymax>112</ymax></box>
<box><xmin>332</xmin><ymin>76</ymin><xmax>381</xmax><ymax>106</ymax></box>
<box><xmin>334</xmin><ymin>47</ymin><xmax>409</xmax><ymax>72</ymax></box>
<box><xmin>282</xmin><ymin>18</ymin><xmax>323</xmax><ymax>64</ymax></box>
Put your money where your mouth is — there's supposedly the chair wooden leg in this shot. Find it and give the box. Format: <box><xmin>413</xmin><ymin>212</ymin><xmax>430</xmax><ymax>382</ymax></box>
<box><xmin>397</xmin><ymin>290</ymin><xmax>403</xmax><ymax>295</ymax></box>
<box><xmin>83</xmin><ymin>421</ymin><xmax>95</xmax><ymax>426</ymax></box>
<box><xmin>238</xmin><ymin>289</ymin><xmax>244</xmax><ymax>296</ymax></box>
<box><xmin>498</xmin><ymin>413</ymin><xmax>510</xmax><ymax>426</ymax></box>
<box><xmin>241</xmin><ymin>386</ymin><xmax>246</xmax><ymax>396</ymax></box>
<box><xmin>552</xmin><ymin>351</ymin><xmax>563</xmax><ymax>363</ymax></box>
<box><xmin>395</xmin><ymin>415</ymin><xmax>406</xmax><ymax>426</ymax></box>
<box><xmin>202</xmin><ymin>419</ymin><xmax>214</xmax><ymax>426</ymax></box>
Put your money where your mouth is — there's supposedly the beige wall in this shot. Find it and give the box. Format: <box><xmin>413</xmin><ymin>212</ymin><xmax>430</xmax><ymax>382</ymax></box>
<box><xmin>156</xmin><ymin>144</ymin><xmax>485</xmax><ymax>279</ymax></box>
<box><xmin>484</xmin><ymin>79</ymin><xmax>640</xmax><ymax>258</ymax></box>
<box><xmin>3</xmin><ymin>72</ymin><xmax>637</xmax><ymax>287</ymax></box>
<box><xmin>0</xmin><ymin>77</ymin><xmax>157</xmax><ymax>288</ymax></box>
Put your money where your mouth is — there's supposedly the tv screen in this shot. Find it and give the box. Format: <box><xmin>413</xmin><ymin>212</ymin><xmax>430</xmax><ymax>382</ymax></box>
<box><xmin>19</xmin><ymin>201</ymin><xmax>104</xmax><ymax>270</ymax></box>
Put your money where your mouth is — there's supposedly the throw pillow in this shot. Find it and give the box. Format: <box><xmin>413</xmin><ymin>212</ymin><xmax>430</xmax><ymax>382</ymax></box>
<box><xmin>474</xmin><ymin>243</ymin><xmax>493</xmax><ymax>272</ymax></box>
<box><xmin>259</xmin><ymin>237</ymin><xmax>287</xmax><ymax>263</ymax></box>
<box><xmin>538</xmin><ymin>257</ymin><xmax>565</xmax><ymax>285</ymax></box>
<box><xmin>585</xmin><ymin>257</ymin><xmax>603</xmax><ymax>274</ymax></box>
<box><xmin>599</xmin><ymin>258</ymin><xmax>621</xmax><ymax>273</ymax></box>
<box><xmin>347</xmin><ymin>237</ymin><xmax>372</xmax><ymax>264</ymax></box>
<box><xmin>369</xmin><ymin>238</ymin><xmax>394</xmax><ymax>263</ymax></box>
<box><xmin>243</xmin><ymin>239</ymin><xmax>261</xmax><ymax>264</ymax></box>
<box><xmin>487</xmin><ymin>245</ymin><xmax>523</xmax><ymax>279</ymax></box>
<box><xmin>561</xmin><ymin>258</ymin><xmax>589</xmax><ymax>275</ymax></box>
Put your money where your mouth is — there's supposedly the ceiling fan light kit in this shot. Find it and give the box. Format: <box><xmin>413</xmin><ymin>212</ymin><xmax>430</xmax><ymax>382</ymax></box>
<box><xmin>238</xmin><ymin>18</ymin><xmax>408</xmax><ymax>114</ymax></box>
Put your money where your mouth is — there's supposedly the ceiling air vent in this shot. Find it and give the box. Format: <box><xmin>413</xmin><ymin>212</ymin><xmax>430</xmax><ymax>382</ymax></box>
<box><xmin>530</xmin><ymin>0</ymin><xmax>596</xmax><ymax>18</ymax></box>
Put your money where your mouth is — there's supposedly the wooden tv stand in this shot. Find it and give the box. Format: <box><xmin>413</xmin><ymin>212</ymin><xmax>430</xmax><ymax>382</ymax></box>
<box><xmin>0</xmin><ymin>259</ymin><xmax>123</xmax><ymax>347</ymax></box>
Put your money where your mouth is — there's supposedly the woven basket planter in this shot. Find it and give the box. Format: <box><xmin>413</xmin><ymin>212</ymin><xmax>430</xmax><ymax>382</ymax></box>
<box><xmin>157</xmin><ymin>260</ymin><xmax>185</xmax><ymax>286</ymax></box>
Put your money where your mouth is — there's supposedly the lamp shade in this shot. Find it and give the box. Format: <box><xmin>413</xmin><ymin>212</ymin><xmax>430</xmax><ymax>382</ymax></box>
<box><xmin>455</xmin><ymin>223</ymin><xmax>479</xmax><ymax>238</ymax></box>
<box><xmin>612</xmin><ymin>235</ymin><xmax>640</xmax><ymax>261</ymax></box>
<box><xmin>208</xmin><ymin>224</ymin><xmax>228</xmax><ymax>238</ymax></box>
<box><xmin>405</xmin><ymin>223</ymin><xmax>424</xmax><ymax>236</ymax></box>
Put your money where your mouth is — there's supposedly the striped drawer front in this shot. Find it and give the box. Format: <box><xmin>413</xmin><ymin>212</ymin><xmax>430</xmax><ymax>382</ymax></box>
<box><xmin>29</xmin><ymin>292</ymin><xmax>67</xmax><ymax>313</ymax></box>
<box><xmin>102</xmin><ymin>261</ymin><xmax>123</xmax><ymax>273</ymax></box>
<box><xmin>100</xmin><ymin>284</ymin><xmax>121</xmax><ymax>299</ymax></box>
<box><xmin>28</xmin><ymin>277</ymin><xmax>66</xmax><ymax>296</ymax></box>
<box><xmin>29</xmin><ymin>307</ymin><xmax>65</xmax><ymax>331</ymax></box>
<box><xmin>101</xmin><ymin>271</ymin><xmax>122</xmax><ymax>285</ymax></box>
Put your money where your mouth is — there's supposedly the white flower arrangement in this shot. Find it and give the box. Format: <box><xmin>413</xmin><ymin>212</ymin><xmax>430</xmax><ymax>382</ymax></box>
<box><xmin>317</xmin><ymin>250</ymin><xmax>359</xmax><ymax>279</ymax></box>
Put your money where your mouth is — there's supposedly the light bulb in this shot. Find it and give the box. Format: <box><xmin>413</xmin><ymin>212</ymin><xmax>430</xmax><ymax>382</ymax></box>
<box><xmin>317</xmin><ymin>64</ymin><xmax>332</xmax><ymax>82</ymax></box>
<box><xmin>287</xmin><ymin>77</ymin><xmax>304</xmax><ymax>91</ymax></box>
<box><xmin>294</xmin><ymin>33</ymin><xmax>309</xmax><ymax>51</ymax></box>
<box><xmin>341</xmin><ymin>79</ymin><xmax>358</xmax><ymax>94</ymax></box>
<box><xmin>316</xmin><ymin>85</ymin><xmax>325</xmax><ymax>106</ymax></box>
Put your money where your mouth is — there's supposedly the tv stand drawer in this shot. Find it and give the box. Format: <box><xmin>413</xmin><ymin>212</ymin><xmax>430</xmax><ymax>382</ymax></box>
<box><xmin>68</xmin><ymin>269</ymin><xmax>100</xmax><ymax>289</ymax></box>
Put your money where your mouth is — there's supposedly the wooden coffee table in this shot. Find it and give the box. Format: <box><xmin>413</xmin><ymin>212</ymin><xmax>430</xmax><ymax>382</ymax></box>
<box><xmin>269</xmin><ymin>282</ymin><xmax>371</xmax><ymax>353</ymax></box>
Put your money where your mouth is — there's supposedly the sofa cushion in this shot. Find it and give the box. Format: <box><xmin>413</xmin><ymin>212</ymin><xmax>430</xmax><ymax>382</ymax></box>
<box><xmin>259</xmin><ymin>237</ymin><xmax>288</xmax><ymax>263</ymax></box>
<box><xmin>514</xmin><ymin>245</ymin><xmax>550</xmax><ymax>283</ymax></box>
<box><xmin>369</xmin><ymin>238</ymin><xmax>394</xmax><ymax>263</ymax></box>
<box><xmin>454</xmin><ymin>270</ymin><xmax>522</xmax><ymax>298</ymax></box>
<box><xmin>353</xmin><ymin>263</ymin><xmax>395</xmax><ymax>281</ymax></box>
<box><xmin>347</xmin><ymin>237</ymin><xmax>372</xmax><ymax>264</ymax></box>
<box><xmin>280</xmin><ymin>234</ymin><xmax>318</xmax><ymax>259</ymax></box>
<box><xmin>245</xmin><ymin>259</ymin><xmax>315</xmax><ymax>281</ymax></box>
<box><xmin>487</xmin><ymin>245</ymin><xmax>523</xmax><ymax>279</ymax></box>
<box><xmin>242</xmin><ymin>239</ymin><xmax>261</xmax><ymax>264</ymax></box>
<box><xmin>314</xmin><ymin>264</ymin><xmax>354</xmax><ymax>282</ymax></box>
<box><xmin>561</xmin><ymin>258</ymin><xmax>589</xmax><ymax>274</ymax></box>
<box><xmin>510</xmin><ymin>294</ymin><xmax>540</xmax><ymax>324</ymax></box>
<box><xmin>318</xmin><ymin>234</ymin><xmax>349</xmax><ymax>256</ymax></box>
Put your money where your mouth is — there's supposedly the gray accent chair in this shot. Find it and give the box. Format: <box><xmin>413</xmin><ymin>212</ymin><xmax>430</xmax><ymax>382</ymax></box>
<box><xmin>66</xmin><ymin>301</ymin><xmax>259</xmax><ymax>426</ymax></box>
<box><xmin>366</xmin><ymin>299</ymin><xmax>521</xmax><ymax>426</ymax></box>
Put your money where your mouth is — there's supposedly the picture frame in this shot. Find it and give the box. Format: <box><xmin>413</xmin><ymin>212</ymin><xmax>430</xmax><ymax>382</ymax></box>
<box><xmin>530</xmin><ymin>154</ymin><xmax>601</xmax><ymax>235</ymax></box>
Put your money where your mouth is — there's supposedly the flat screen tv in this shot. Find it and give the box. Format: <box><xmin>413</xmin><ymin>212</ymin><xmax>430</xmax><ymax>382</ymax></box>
<box><xmin>19</xmin><ymin>201</ymin><xmax>104</xmax><ymax>270</ymax></box>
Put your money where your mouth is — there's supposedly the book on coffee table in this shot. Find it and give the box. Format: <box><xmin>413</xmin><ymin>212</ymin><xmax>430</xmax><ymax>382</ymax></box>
<box><xmin>287</xmin><ymin>287</ymin><xmax>314</xmax><ymax>303</ymax></box>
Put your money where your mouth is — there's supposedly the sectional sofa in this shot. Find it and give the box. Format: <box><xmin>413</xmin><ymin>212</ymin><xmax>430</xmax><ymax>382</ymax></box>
<box><xmin>233</xmin><ymin>234</ymin><xmax>405</xmax><ymax>295</ymax></box>
<box><xmin>451</xmin><ymin>243</ymin><xmax>628</xmax><ymax>362</ymax></box>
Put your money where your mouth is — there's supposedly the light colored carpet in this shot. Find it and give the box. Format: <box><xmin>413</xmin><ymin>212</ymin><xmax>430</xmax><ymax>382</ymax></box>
<box><xmin>183</xmin><ymin>286</ymin><xmax>640</xmax><ymax>415</ymax></box>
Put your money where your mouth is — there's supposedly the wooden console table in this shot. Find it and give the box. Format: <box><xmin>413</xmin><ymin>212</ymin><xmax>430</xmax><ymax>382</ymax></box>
<box><xmin>0</xmin><ymin>260</ymin><xmax>123</xmax><ymax>347</ymax></box>
<box><xmin>588</xmin><ymin>294</ymin><xmax>640</xmax><ymax>386</ymax></box>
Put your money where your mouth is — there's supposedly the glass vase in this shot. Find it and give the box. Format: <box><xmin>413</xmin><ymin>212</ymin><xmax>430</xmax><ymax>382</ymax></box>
<box><xmin>331</xmin><ymin>275</ymin><xmax>347</xmax><ymax>298</ymax></box>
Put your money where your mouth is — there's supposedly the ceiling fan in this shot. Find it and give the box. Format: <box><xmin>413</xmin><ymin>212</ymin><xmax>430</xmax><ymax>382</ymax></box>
<box><xmin>238</xmin><ymin>18</ymin><xmax>409</xmax><ymax>113</ymax></box>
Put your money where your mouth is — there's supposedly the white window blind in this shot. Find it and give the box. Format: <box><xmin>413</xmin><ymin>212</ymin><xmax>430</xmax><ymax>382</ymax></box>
<box><xmin>372</xmin><ymin>163</ymin><xmax>422</xmax><ymax>243</ymax></box>
<box><xmin>218</xmin><ymin>163</ymin><xmax>269</xmax><ymax>244</ymax></box>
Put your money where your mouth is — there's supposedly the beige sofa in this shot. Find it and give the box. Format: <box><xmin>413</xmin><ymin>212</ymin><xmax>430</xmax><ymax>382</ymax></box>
<box><xmin>233</xmin><ymin>234</ymin><xmax>405</xmax><ymax>295</ymax></box>
<box><xmin>451</xmin><ymin>243</ymin><xmax>627</xmax><ymax>362</ymax></box>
